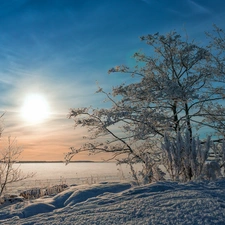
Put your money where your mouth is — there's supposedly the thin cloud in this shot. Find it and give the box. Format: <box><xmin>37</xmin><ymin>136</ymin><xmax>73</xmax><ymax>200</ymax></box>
<box><xmin>0</xmin><ymin>0</ymin><xmax>224</xmax><ymax>161</ymax></box>
<box><xmin>188</xmin><ymin>0</ymin><xmax>211</xmax><ymax>14</ymax></box>
<box><xmin>140</xmin><ymin>0</ymin><xmax>153</xmax><ymax>5</ymax></box>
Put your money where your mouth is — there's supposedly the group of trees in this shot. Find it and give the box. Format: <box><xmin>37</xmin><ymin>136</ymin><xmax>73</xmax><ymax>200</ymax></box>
<box><xmin>66</xmin><ymin>25</ymin><xmax>225</xmax><ymax>184</ymax></box>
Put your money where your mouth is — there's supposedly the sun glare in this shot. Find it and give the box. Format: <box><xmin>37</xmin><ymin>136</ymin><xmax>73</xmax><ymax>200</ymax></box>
<box><xmin>21</xmin><ymin>94</ymin><xmax>50</xmax><ymax>124</ymax></box>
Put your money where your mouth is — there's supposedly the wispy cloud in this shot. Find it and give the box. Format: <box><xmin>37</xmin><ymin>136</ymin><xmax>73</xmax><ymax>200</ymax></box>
<box><xmin>140</xmin><ymin>0</ymin><xmax>153</xmax><ymax>5</ymax></box>
<box><xmin>0</xmin><ymin>0</ymin><xmax>224</xmax><ymax>160</ymax></box>
<box><xmin>167</xmin><ymin>0</ymin><xmax>211</xmax><ymax>18</ymax></box>
<box><xmin>188</xmin><ymin>0</ymin><xmax>211</xmax><ymax>14</ymax></box>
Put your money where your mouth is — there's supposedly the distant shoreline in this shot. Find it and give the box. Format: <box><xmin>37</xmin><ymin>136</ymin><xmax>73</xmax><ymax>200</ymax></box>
<box><xmin>15</xmin><ymin>161</ymin><xmax>114</xmax><ymax>163</ymax></box>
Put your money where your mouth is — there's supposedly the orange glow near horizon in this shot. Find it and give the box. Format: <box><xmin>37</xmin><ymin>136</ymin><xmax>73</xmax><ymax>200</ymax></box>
<box><xmin>1</xmin><ymin>120</ymin><xmax>112</xmax><ymax>162</ymax></box>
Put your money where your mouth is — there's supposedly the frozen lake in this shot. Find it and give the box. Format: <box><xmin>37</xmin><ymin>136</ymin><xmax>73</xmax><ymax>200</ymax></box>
<box><xmin>6</xmin><ymin>162</ymin><xmax>135</xmax><ymax>194</ymax></box>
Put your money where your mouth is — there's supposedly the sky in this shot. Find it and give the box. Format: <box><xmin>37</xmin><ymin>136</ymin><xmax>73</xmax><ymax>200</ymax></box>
<box><xmin>0</xmin><ymin>0</ymin><xmax>225</xmax><ymax>161</ymax></box>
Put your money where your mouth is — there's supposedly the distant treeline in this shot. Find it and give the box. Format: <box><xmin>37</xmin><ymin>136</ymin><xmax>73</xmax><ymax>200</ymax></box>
<box><xmin>14</xmin><ymin>160</ymin><xmax>109</xmax><ymax>163</ymax></box>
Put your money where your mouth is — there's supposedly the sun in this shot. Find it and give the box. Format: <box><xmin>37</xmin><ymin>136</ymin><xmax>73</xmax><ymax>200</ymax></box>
<box><xmin>21</xmin><ymin>94</ymin><xmax>50</xmax><ymax>124</ymax></box>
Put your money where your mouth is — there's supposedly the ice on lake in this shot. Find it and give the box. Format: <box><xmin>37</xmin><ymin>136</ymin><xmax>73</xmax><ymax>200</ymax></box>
<box><xmin>6</xmin><ymin>162</ymin><xmax>135</xmax><ymax>194</ymax></box>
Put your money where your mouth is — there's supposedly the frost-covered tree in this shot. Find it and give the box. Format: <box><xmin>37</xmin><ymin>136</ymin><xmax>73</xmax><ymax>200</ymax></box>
<box><xmin>203</xmin><ymin>25</ymin><xmax>225</xmax><ymax>138</ymax></box>
<box><xmin>67</xmin><ymin>29</ymin><xmax>225</xmax><ymax>183</ymax></box>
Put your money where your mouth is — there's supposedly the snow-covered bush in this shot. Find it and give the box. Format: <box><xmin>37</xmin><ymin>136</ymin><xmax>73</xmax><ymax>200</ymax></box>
<box><xmin>202</xmin><ymin>161</ymin><xmax>222</xmax><ymax>180</ymax></box>
<box><xmin>211</xmin><ymin>141</ymin><xmax>225</xmax><ymax>176</ymax></box>
<box><xmin>125</xmin><ymin>153</ymin><xmax>165</xmax><ymax>185</ymax></box>
<box><xmin>162</xmin><ymin>131</ymin><xmax>225</xmax><ymax>181</ymax></box>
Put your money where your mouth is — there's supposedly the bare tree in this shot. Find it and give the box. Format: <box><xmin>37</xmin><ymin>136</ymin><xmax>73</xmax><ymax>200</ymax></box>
<box><xmin>0</xmin><ymin>137</ymin><xmax>34</xmax><ymax>196</ymax></box>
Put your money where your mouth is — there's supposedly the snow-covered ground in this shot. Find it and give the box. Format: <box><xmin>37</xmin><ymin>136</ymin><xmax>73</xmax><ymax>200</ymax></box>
<box><xmin>5</xmin><ymin>163</ymin><xmax>134</xmax><ymax>195</ymax></box>
<box><xmin>1</xmin><ymin>180</ymin><xmax>225</xmax><ymax>224</ymax></box>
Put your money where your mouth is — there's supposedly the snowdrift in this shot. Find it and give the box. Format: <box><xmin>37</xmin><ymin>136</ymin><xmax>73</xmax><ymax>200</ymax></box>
<box><xmin>1</xmin><ymin>180</ymin><xmax>225</xmax><ymax>224</ymax></box>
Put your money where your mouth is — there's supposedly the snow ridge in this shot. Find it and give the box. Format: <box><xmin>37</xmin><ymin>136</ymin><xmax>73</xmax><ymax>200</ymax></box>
<box><xmin>1</xmin><ymin>181</ymin><xmax>225</xmax><ymax>225</ymax></box>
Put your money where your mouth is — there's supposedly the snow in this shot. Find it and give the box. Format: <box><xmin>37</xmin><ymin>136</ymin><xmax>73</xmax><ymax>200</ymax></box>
<box><xmin>1</xmin><ymin>180</ymin><xmax>225</xmax><ymax>224</ymax></box>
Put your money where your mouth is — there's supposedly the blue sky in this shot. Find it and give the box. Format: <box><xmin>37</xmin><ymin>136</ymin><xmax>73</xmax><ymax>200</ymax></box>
<box><xmin>0</xmin><ymin>0</ymin><xmax>225</xmax><ymax>161</ymax></box>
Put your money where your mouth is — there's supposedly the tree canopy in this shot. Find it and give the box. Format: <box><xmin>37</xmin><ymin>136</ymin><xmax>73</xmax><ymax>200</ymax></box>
<box><xmin>67</xmin><ymin>26</ymin><xmax>225</xmax><ymax>183</ymax></box>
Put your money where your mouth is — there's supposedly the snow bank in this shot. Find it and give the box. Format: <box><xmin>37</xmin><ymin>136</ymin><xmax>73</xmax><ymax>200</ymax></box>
<box><xmin>1</xmin><ymin>180</ymin><xmax>225</xmax><ymax>224</ymax></box>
